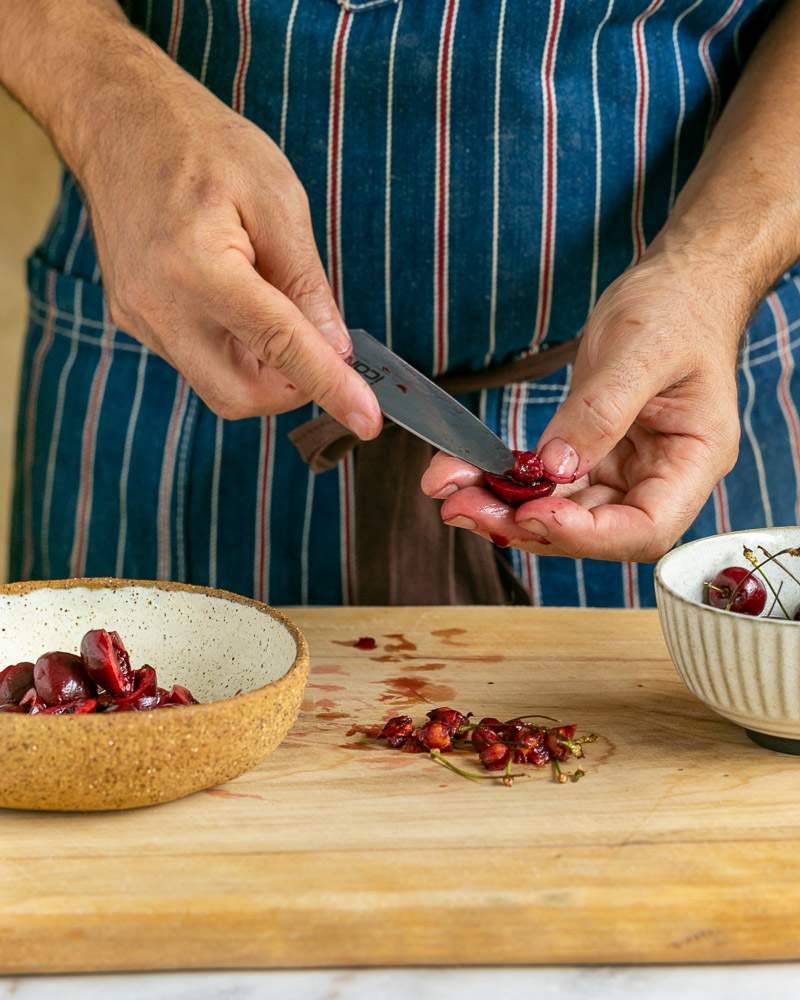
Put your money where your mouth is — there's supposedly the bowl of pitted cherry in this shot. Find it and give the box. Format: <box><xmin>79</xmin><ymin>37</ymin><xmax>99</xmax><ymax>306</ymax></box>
<box><xmin>0</xmin><ymin>578</ymin><xmax>308</xmax><ymax>810</ymax></box>
<box><xmin>655</xmin><ymin>527</ymin><xmax>800</xmax><ymax>753</ymax></box>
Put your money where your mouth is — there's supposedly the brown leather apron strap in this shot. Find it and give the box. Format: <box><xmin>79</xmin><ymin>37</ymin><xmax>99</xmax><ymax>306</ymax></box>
<box><xmin>353</xmin><ymin>424</ymin><xmax>531</xmax><ymax>606</ymax></box>
<box><xmin>288</xmin><ymin>335</ymin><xmax>581</xmax><ymax>606</ymax></box>
<box><xmin>288</xmin><ymin>337</ymin><xmax>581</xmax><ymax>472</ymax></box>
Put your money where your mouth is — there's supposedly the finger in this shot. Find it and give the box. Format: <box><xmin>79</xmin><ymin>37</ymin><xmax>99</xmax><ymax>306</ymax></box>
<box><xmin>440</xmin><ymin>486</ymin><xmax>555</xmax><ymax>548</ymax></box>
<box><xmin>202</xmin><ymin>251</ymin><xmax>382</xmax><ymax>438</ymax></box>
<box><xmin>513</xmin><ymin>471</ymin><xmax>704</xmax><ymax>562</ymax></box>
<box><xmin>421</xmin><ymin>452</ymin><xmax>485</xmax><ymax>499</ymax></box>
<box><xmin>536</xmin><ymin>350</ymin><xmax>667</xmax><ymax>483</ymax></box>
<box><xmin>516</xmin><ymin>482</ymin><xmax>623</xmax><ymax>520</ymax></box>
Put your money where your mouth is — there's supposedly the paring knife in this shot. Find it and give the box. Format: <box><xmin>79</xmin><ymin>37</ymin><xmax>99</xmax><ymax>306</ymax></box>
<box><xmin>346</xmin><ymin>328</ymin><xmax>514</xmax><ymax>476</ymax></box>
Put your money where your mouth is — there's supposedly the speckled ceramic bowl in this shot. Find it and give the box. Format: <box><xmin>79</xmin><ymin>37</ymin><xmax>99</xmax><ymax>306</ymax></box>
<box><xmin>0</xmin><ymin>578</ymin><xmax>308</xmax><ymax>811</ymax></box>
<box><xmin>655</xmin><ymin>527</ymin><xmax>800</xmax><ymax>754</ymax></box>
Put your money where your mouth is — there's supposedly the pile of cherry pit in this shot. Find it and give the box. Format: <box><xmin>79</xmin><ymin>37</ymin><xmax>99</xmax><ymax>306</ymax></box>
<box><xmin>0</xmin><ymin>629</ymin><xmax>199</xmax><ymax>714</ymax></box>
<box><xmin>705</xmin><ymin>545</ymin><xmax>800</xmax><ymax>620</ymax></box>
<box><xmin>353</xmin><ymin>707</ymin><xmax>597</xmax><ymax>787</ymax></box>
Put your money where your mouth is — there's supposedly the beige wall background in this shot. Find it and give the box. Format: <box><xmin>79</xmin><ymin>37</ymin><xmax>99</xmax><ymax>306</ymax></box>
<box><xmin>0</xmin><ymin>92</ymin><xmax>60</xmax><ymax>581</ymax></box>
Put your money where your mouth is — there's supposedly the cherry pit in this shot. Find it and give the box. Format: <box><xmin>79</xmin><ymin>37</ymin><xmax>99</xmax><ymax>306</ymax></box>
<box><xmin>0</xmin><ymin>629</ymin><xmax>199</xmax><ymax>715</ymax></box>
<box><xmin>350</xmin><ymin>706</ymin><xmax>597</xmax><ymax>787</ymax></box>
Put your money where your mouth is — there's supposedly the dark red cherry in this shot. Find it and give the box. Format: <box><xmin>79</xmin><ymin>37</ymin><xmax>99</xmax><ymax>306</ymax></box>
<box><xmin>33</xmin><ymin>652</ymin><xmax>96</xmax><ymax>706</ymax></box>
<box><xmin>0</xmin><ymin>662</ymin><xmax>34</xmax><ymax>704</ymax></box>
<box><xmin>166</xmin><ymin>684</ymin><xmax>199</xmax><ymax>706</ymax></box>
<box><xmin>80</xmin><ymin>629</ymin><xmax>134</xmax><ymax>696</ymax></box>
<box><xmin>705</xmin><ymin>566</ymin><xmax>766</xmax><ymax>616</ymax></box>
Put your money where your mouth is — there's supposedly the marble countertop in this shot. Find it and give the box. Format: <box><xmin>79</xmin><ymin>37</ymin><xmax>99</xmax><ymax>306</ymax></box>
<box><xmin>2</xmin><ymin>966</ymin><xmax>799</xmax><ymax>998</ymax></box>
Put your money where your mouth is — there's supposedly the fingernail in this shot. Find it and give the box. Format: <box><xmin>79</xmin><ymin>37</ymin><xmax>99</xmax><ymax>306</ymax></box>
<box><xmin>434</xmin><ymin>484</ymin><xmax>458</xmax><ymax>499</ymax></box>
<box><xmin>519</xmin><ymin>518</ymin><xmax>548</xmax><ymax>538</ymax></box>
<box><xmin>346</xmin><ymin>411</ymin><xmax>377</xmax><ymax>440</ymax></box>
<box><xmin>320</xmin><ymin>320</ymin><xmax>351</xmax><ymax>355</ymax></box>
<box><xmin>445</xmin><ymin>516</ymin><xmax>477</xmax><ymax>530</ymax></box>
<box><xmin>539</xmin><ymin>437</ymin><xmax>579</xmax><ymax>483</ymax></box>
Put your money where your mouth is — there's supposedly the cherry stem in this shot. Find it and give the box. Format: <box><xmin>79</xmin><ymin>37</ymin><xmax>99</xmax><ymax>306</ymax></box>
<box><xmin>767</xmin><ymin>580</ymin><xmax>785</xmax><ymax>619</ymax></box>
<box><xmin>513</xmin><ymin>714</ymin><xmax>561</xmax><ymax>724</ymax></box>
<box><xmin>724</xmin><ymin>546</ymin><xmax>800</xmax><ymax>612</ymax></box>
<box><xmin>742</xmin><ymin>547</ymin><xmax>790</xmax><ymax>619</ymax></box>
<box><xmin>429</xmin><ymin>749</ymin><xmax>523</xmax><ymax>784</ymax></box>
<box><xmin>558</xmin><ymin>737</ymin><xmax>584</xmax><ymax>758</ymax></box>
<box><xmin>704</xmin><ymin>582</ymin><xmax>727</xmax><ymax>596</ymax></box>
<box><xmin>759</xmin><ymin>546</ymin><xmax>800</xmax><ymax>592</ymax></box>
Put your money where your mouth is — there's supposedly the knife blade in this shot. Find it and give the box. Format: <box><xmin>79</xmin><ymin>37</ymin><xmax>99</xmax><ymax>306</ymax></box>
<box><xmin>346</xmin><ymin>328</ymin><xmax>514</xmax><ymax>476</ymax></box>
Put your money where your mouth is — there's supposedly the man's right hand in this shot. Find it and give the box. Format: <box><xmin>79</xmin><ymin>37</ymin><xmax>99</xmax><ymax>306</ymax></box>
<box><xmin>1</xmin><ymin>0</ymin><xmax>382</xmax><ymax>438</ymax></box>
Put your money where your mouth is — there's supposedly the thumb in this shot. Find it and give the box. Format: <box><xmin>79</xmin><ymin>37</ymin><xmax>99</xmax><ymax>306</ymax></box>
<box><xmin>536</xmin><ymin>353</ymin><xmax>661</xmax><ymax>482</ymax></box>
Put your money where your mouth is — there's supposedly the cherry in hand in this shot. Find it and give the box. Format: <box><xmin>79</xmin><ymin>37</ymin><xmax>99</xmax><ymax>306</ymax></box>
<box><xmin>484</xmin><ymin>450</ymin><xmax>557</xmax><ymax>507</ymax></box>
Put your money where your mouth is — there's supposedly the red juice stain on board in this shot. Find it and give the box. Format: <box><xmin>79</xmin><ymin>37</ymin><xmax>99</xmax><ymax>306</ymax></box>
<box><xmin>308</xmin><ymin>683</ymin><xmax>345</xmax><ymax>693</ymax></box>
<box><xmin>346</xmin><ymin>723</ymin><xmax>383</xmax><ymax>738</ymax></box>
<box><xmin>316</xmin><ymin>711</ymin><xmax>351</xmax><ymax>721</ymax></box>
<box><xmin>332</xmin><ymin>637</ymin><xmax>377</xmax><ymax>650</ymax></box>
<box><xmin>432</xmin><ymin>628</ymin><xmax>468</xmax><ymax>646</ymax></box>
<box><xmin>339</xmin><ymin>740</ymin><xmax>378</xmax><ymax>752</ymax></box>
<box><xmin>376</xmin><ymin>675</ymin><xmax>456</xmax><ymax>707</ymax></box>
<box><xmin>383</xmin><ymin>633</ymin><xmax>417</xmax><ymax>652</ymax></box>
<box><xmin>311</xmin><ymin>664</ymin><xmax>347</xmax><ymax>676</ymax></box>
<box><xmin>405</xmin><ymin>662</ymin><xmax>447</xmax><ymax>672</ymax></box>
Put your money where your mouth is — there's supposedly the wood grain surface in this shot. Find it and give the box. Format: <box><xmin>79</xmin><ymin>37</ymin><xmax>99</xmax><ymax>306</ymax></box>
<box><xmin>1</xmin><ymin>606</ymin><xmax>798</xmax><ymax>972</ymax></box>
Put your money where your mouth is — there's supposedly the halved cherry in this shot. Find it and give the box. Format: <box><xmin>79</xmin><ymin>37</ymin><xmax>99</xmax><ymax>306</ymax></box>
<box><xmin>19</xmin><ymin>687</ymin><xmax>46</xmax><ymax>714</ymax></box>
<box><xmin>80</xmin><ymin>629</ymin><xmax>134</xmax><ymax>696</ymax></box>
<box><xmin>483</xmin><ymin>473</ymin><xmax>556</xmax><ymax>507</ymax></box>
<box><xmin>166</xmin><ymin>685</ymin><xmax>198</xmax><ymax>706</ymax></box>
<box><xmin>0</xmin><ymin>662</ymin><xmax>34</xmax><ymax>704</ymax></box>
<box><xmin>133</xmin><ymin>665</ymin><xmax>158</xmax><ymax>697</ymax></box>
<box><xmin>33</xmin><ymin>652</ymin><xmax>96</xmax><ymax>706</ymax></box>
<box><xmin>41</xmin><ymin>698</ymin><xmax>98</xmax><ymax>715</ymax></box>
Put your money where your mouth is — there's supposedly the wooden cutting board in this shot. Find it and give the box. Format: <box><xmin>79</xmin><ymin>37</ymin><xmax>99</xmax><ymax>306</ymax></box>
<box><xmin>2</xmin><ymin>606</ymin><xmax>800</xmax><ymax>972</ymax></box>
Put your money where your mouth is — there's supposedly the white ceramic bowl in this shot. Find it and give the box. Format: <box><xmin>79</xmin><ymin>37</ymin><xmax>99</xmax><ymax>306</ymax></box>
<box><xmin>655</xmin><ymin>527</ymin><xmax>800</xmax><ymax>753</ymax></box>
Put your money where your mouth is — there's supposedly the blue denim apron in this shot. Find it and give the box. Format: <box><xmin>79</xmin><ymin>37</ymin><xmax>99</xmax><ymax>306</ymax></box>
<box><xmin>11</xmin><ymin>0</ymin><xmax>799</xmax><ymax>607</ymax></box>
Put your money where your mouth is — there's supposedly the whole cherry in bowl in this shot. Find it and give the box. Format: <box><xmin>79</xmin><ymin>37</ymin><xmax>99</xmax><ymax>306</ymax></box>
<box><xmin>655</xmin><ymin>527</ymin><xmax>800</xmax><ymax>755</ymax></box>
<box><xmin>0</xmin><ymin>578</ymin><xmax>309</xmax><ymax>810</ymax></box>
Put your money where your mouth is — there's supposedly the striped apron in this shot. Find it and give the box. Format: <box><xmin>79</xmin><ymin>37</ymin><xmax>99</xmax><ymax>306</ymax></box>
<box><xmin>11</xmin><ymin>0</ymin><xmax>799</xmax><ymax>608</ymax></box>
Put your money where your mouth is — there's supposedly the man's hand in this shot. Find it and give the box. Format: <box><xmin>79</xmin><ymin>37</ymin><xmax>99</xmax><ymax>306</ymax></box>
<box><xmin>1</xmin><ymin>0</ymin><xmax>382</xmax><ymax>437</ymax></box>
<box><xmin>421</xmin><ymin>251</ymin><xmax>743</xmax><ymax>561</ymax></box>
<box><xmin>423</xmin><ymin>0</ymin><xmax>800</xmax><ymax>563</ymax></box>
